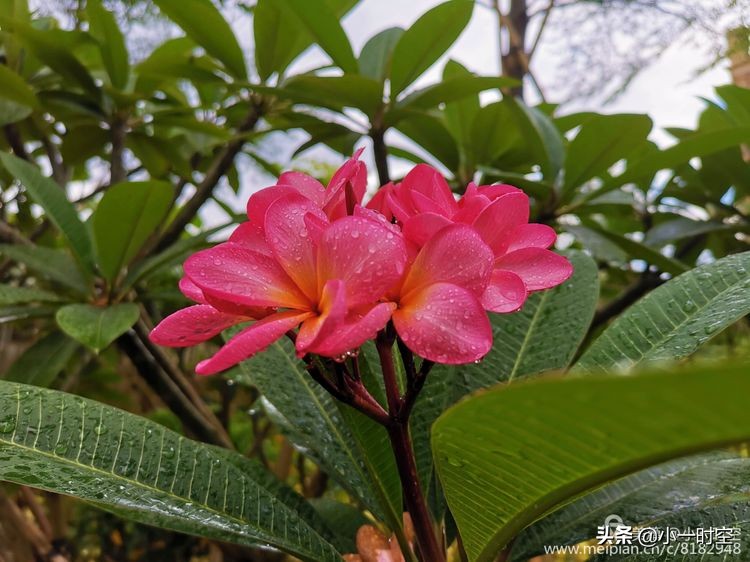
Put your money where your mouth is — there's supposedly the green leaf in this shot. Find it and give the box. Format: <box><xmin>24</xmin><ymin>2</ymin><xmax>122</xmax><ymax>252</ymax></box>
<box><xmin>0</xmin><ymin>304</ymin><xmax>57</xmax><ymax>324</ymax></box>
<box><xmin>336</xmin><ymin>353</ymin><xmax>403</xmax><ymax>533</ymax></box>
<box><xmin>514</xmin><ymin>100</ymin><xmax>564</xmax><ymax>180</ymax></box>
<box><xmin>389</xmin><ymin>0</ymin><xmax>474</xmax><ymax>97</ymax></box>
<box><xmin>153</xmin><ymin>0</ymin><xmax>247</xmax><ymax>79</ymax></box>
<box><xmin>476</xmin><ymin>166</ymin><xmax>553</xmax><ymax>200</ymax></box>
<box><xmin>56</xmin><ymin>303</ymin><xmax>139</xmax><ymax>353</ymax></box>
<box><xmin>235</xmin><ymin>339</ymin><xmax>389</xmax><ymax>521</ymax></box>
<box><xmin>282</xmin><ymin>74</ymin><xmax>382</xmax><ymax>115</ymax></box>
<box><xmin>478</xmin><ymin>99</ymin><xmax>564</xmax><ymax>179</ymax></box>
<box><xmin>408</xmin><ymin>252</ymin><xmax>597</xmax><ymax>488</ymax></box>
<box><xmin>4</xmin><ymin>332</ymin><xmax>78</xmax><ymax>387</ymax></box>
<box><xmin>600</xmin><ymin>126</ymin><xmax>750</xmax><ymax>195</ymax></box>
<box><xmin>576</xmin><ymin>251</ymin><xmax>750</xmax><ymax>372</ymax></box>
<box><xmin>280</xmin><ymin>0</ymin><xmax>358</xmax><ymax>73</ymax></box>
<box><xmin>0</xmin><ymin>98</ymin><xmax>31</xmax><ymax>126</ymax></box>
<box><xmin>644</xmin><ymin>217</ymin><xmax>729</xmax><ymax>248</ymax></box>
<box><xmin>564</xmin><ymin>224</ymin><xmax>628</xmax><ymax>264</ymax></box>
<box><xmin>408</xmin><ymin>252</ymin><xmax>597</xmax><ymax>506</ymax></box>
<box><xmin>86</xmin><ymin>0</ymin><xmax>129</xmax><ymax>89</ymax></box>
<box><xmin>253</xmin><ymin>0</ymin><xmax>293</xmax><ymax>80</ymax></box>
<box><xmin>0</xmin><ymin>244</ymin><xmax>89</xmax><ymax>295</ymax></box>
<box><xmin>397</xmin><ymin>75</ymin><xmax>518</xmax><ymax>112</ymax></box>
<box><xmin>442</xmin><ymin>60</ymin><xmax>480</xmax><ymax>159</ymax></box>
<box><xmin>510</xmin><ymin>451</ymin><xmax>750</xmax><ymax>561</ymax></box>
<box><xmin>0</xmin><ymin>64</ymin><xmax>39</xmax><ymax>108</ymax></box>
<box><xmin>309</xmin><ymin>498</ymin><xmax>369</xmax><ymax>554</ymax></box>
<box><xmin>358</xmin><ymin>27</ymin><xmax>404</xmax><ymax>82</ymax></box>
<box><xmin>120</xmin><ymin>225</ymin><xmax>224</xmax><ymax>292</ymax></box>
<box><xmin>0</xmin><ymin>153</ymin><xmax>94</xmax><ymax>273</ymax></box>
<box><xmin>0</xmin><ymin>285</ymin><xmax>63</xmax><ymax>305</ymax></box>
<box><xmin>470</xmin><ymin>101</ymin><xmax>515</xmax><ymax>165</ymax></box>
<box><xmin>396</xmin><ymin>111</ymin><xmax>459</xmax><ymax>171</ymax></box>
<box><xmin>1</xmin><ymin>19</ymin><xmax>99</xmax><ymax>97</ymax></box>
<box><xmin>579</xmin><ymin>221</ymin><xmax>689</xmax><ymax>276</ymax></box>
<box><xmin>432</xmin><ymin>363</ymin><xmax>750</xmax><ymax>562</ymax></box>
<box><xmin>0</xmin><ymin>381</ymin><xmax>342</xmax><ymax>561</ymax></box>
<box><xmin>254</xmin><ymin>0</ymin><xmax>359</xmax><ymax>80</ymax></box>
<box><xmin>91</xmin><ymin>181</ymin><xmax>173</xmax><ymax>282</ymax></box>
<box><xmin>563</xmin><ymin>114</ymin><xmax>652</xmax><ymax>193</ymax></box>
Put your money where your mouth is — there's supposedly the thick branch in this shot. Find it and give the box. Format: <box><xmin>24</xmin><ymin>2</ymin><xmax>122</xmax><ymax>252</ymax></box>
<box><xmin>3</xmin><ymin>124</ymin><xmax>29</xmax><ymax>160</ymax></box>
<box><xmin>117</xmin><ymin>329</ymin><xmax>234</xmax><ymax>448</ymax></box>
<box><xmin>371</xmin><ymin>128</ymin><xmax>391</xmax><ymax>185</ymax></box>
<box><xmin>155</xmin><ymin>103</ymin><xmax>264</xmax><ymax>252</ymax></box>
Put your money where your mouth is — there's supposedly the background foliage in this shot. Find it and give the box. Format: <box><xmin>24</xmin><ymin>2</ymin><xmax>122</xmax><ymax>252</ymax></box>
<box><xmin>1</xmin><ymin>0</ymin><xmax>749</xmax><ymax>561</ymax></box>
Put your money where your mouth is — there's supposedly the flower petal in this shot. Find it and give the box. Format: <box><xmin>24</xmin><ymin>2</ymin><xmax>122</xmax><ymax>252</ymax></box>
<box><xmin>185</xmin><ymin>242</ymin><xmax>310</xmax><ymax>309</ymax></box>
<box><xmin>494</xmin><ymin>247</ymin><xmax>573</xmax><ymax>291</ymax></box>
<box><xmin>245</xmin><ymin>185</ymin><xmax>298</xmax><ymax>231</ymax></box>
<box><xmin>228</xmin><ymin>222</ymin><xmax>273</xmax><ymax>255</ymax></box>
<box><xmin>480</xmin><ymin>270</ymin><xmax>527</xmax><ymax>313</ymax></box>
<box><xmin>402</xmin><ymin>212</ymin><xmax>452</xmax><ymax>248</ymax></box>
<box><xmin>476</xmin><ymin>183</ymin><xmax>522</xmax><ymax>200</ymax></box>
<box><xmin>453</xmin><ymin>191</ymin><xmax>491</xmax><ymax>224</ymax></box>
<box><xmin>317</xmin><ymin>216</ymin><xmax>407</xmax><ymax>307</ymax></box>
<box><xmin>179</xmin><ymin>276</ymin><xmax>205</xmax><ymax>303</ymax></box>
<box><xmin>324</xmin><ymin>152</ymin><xmax>367</xmax><ymax>218</ymax></box>
<box><xmin>365</xmin><ymin>183</ymin><xmax>394</xmax><ymax>221</ymax></box>
<box><xmin>471</xmin><ymin>192</ymin><xmax>530</xmax><ymax>255</ymax></box>
<box><xmin>401</xmin><ymin>164</ymin><xmax>458</xmax><ymax>217</ymax></box>
<box><xmin>500</xmin><ymin>223</ymin><xmax>557</xmax><ymax>254</ymax></box>
<box><xmin>277</xmin><ymin>171</ymin><xmax>326</xmax><ymax>206</ymax></box>
<box><xmin>306</xmin><ymin>302</ymin><xmax>395</xmax><ymax>357</ymax></box>
<box><xmin>150</xmin><ymin>305</ymin><xmax>244</xmax><ymax>347</ymax></box>
<box><xmin>401</xmin><ymin>223</ymin><xmax>493</xmax><ymax>297</ymax></box>
<box><xmin>296</xmin><ymin>279</ymin><xmax>346</xmax><ymax>354</ymax></box>
<box><xmin>196</xmin><ymin>311</ymin><xmax>311</xmax><ymax>375</ymax></box>
<box><xmin>353</xmin><ymin>204</ymin><xmax>400</xmax><ymax>233</ymax></box>
<box><xmin>393</xmin><ymin>282</ymin><xmax>491</xmax><ymax>364</ymax></box>
<box><xmin>265</xmin><ymin>194</ymin><xmax>328</xmax><ymax>301</ymax></box>
<box><xmin>387</xmin><ymin>185</ymin><xmax>416</xmax><ymax>223</ymax></box>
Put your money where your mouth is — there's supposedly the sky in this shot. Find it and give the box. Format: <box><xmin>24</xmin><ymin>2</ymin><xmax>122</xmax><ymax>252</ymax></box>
<box><xmin>322</xmin><ymin>0</ymin><xmax>731</xmax><ymax>130</ymax></box>
<box><xmin>206</xmin><ymin>0</ymin><xmax>739</xmax><ymax>223</ymax></box>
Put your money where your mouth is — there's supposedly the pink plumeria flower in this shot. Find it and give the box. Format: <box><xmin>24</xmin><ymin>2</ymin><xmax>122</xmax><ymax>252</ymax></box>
<box><xmin>388</xmin><ymin>224</ymin><xmax>495</xmax><ymax>364</ymax></box>
<box><xmin>151</xmin><ymin>193</ymin><xmax>407</xmax><ymax>374</ymax></box>
<box><xmin>383</xmin><ymin>164</ymin><xmax>572</xmax><ymax>314</ymax></box>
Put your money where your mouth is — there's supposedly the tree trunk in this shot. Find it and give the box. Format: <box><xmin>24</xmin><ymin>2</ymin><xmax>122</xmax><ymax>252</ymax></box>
<box><xmin>502</xmin><ymin>0</ymin><xmax>529</xmax><ymax>100</ymax></box>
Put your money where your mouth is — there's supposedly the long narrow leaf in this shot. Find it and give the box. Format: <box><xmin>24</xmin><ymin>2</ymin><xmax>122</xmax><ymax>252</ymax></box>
<box><xmin>0</xmin><ymin>381</ymin><xmax>342</xmax><ymax>561</ymax></box>
<box><xmin>433</xmin><ymin>363</ymin><xmax>750</xmax><ymax>562</ymax></box>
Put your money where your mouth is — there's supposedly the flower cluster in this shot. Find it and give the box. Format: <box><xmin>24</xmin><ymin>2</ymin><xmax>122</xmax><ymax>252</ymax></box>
<box><xmin>150</xmin><ymin>152</ymin><xmax>572</xmax><ymax>373</ymax></box>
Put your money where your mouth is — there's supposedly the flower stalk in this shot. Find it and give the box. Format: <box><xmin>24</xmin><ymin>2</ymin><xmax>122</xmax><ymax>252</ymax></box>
<box><xmin>375</xmin><ymin>328</ymin><xmax>446</xmax><ymax>562</ymax></box>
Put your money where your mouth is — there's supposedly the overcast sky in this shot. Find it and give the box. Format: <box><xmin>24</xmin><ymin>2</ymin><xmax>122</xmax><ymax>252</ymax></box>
<box><xmin>322</xmin><ymin>0</ymin><xmax>731</xmax><ymax>129</ymax></box>
<box><xmin>211</xmin><ymin>0</ymin><xmax>738</xmax><ymax>222</ymax></box>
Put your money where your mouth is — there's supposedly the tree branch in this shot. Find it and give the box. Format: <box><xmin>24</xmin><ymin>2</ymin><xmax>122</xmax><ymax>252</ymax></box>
<box><xmin>3</xmin><ymin>124</ymin><xmax>29</xmax><ymax>161</ymax></box>
<box><xmin>117</xmin><ymin>328</ymin><xmax>234</xmax><ymax>449</ymax></box>
<box><xmin>154</xmin><ymin>101</ymin><xmax>265</xmax><ymax>252</ymax></box>
<box><xmin>109</xmin><ymin>115</ymin><xmax>128</xmax><ymax>185</ymax></box>
<box><xmin>370</xmin><ymin>128</ymin><xmax>391</xmax><ymax>185</ymax></box>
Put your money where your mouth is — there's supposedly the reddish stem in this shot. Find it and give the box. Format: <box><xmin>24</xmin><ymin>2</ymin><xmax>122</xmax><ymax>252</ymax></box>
<box><xmin>376</xmin><ymin>334</ymin><xmax>445</xmax><ymax>562</ymax></box>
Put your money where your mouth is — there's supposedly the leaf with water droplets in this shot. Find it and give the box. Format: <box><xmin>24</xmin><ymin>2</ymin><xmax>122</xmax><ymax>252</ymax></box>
<box><xmin>511</xmin><ymin>451</ymin><xmax>750</xmax><ymax>561</ymax></box>
<box><xmin>0</xmin><ymin>381</ymin><xmax>342</xmax><ymax>561</ymax></box>
<box><xmin>433</xmin><ymin>363</ymin><xmax>750</xmax><ymax>562</ymax></box>
<box><xmin>235</xmin><ymin>338</ymin><xmax>392</xmax><ymax>522</ymax></box>
<box><xmin>576</xmin><ymin>250</ymin><xmax>750</xmax><ymax>372</ymax></box>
